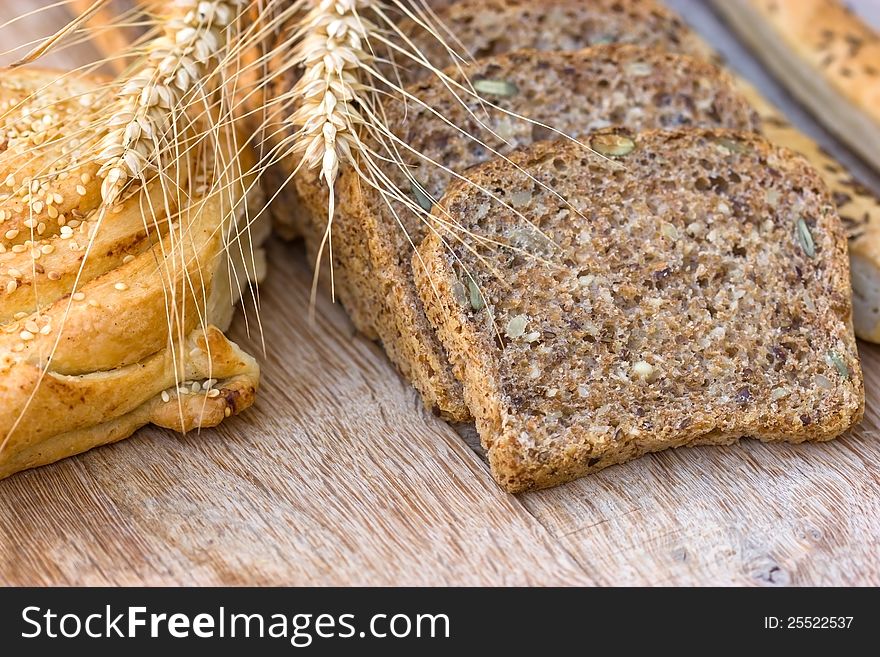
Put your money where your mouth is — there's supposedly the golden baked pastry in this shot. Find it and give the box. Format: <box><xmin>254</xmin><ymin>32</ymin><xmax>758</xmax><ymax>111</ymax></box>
<box><xmin>0</xmin><ymin>68</ymin><xmax>268</xmax><ymax>478</ymax></box>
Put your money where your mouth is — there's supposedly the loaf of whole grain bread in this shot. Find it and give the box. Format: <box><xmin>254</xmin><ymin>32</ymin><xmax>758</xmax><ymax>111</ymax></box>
<box><xmin>414</xmin><ymin>130</ymin><xmax>864</xmax><ymax>492</ymax></box>
<box><xmin>297</xmin><ymin>46</ymin><xmax>760</xmax><ymax>420</ymax></box>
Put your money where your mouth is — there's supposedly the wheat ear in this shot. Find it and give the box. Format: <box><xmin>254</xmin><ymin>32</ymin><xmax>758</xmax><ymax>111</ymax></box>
<box><xmin>96</xmin><ymin>0</ymin><xmax>250</xmax><ymax>205</ymax></box>
<box><xmin>287</xmin><ymin>0</ymin><xmax>367</xmax><ymax>264</ymax></box>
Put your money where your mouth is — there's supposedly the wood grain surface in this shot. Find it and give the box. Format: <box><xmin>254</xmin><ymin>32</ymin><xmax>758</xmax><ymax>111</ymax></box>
<box><xmin>1</xmin><ymin>0</ymin><xmax>879</xmax><ymax>587</ymax></box>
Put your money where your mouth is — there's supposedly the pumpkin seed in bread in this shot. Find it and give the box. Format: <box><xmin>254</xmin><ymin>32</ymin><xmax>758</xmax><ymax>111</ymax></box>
<box><xmin>414</xmin><ymin>130</ymin><xmax>864</xmax><ymax>492</ymax></box>
<box><xmin>296</xmin><ymin>46</ymin><xmax>760</xmax><ymax>420</ymax></box>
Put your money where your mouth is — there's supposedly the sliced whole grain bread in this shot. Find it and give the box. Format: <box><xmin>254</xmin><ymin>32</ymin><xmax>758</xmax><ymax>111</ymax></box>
<box><xmin>289</xmin><ymin>0</ymin><xmax>707</xmax><ymax>235</ymax></box>
<box><xmin>413</xmin><ymin>129</ymin><xmax>864</xmax><ymax>492</ymax></box>
<box><xmin>391</xmin><ymin>0</ymin><xmax>710</xmax><ymax>84</ymax></box>
<box><xmin>288</xmin><ymin>0</ymin><xmax>713</xmax><ymax>334</ymax></box>
<box><xmin>296</xmin><ymin>46</ymin><xmax>760</xmax><ymax>420</ymax></box>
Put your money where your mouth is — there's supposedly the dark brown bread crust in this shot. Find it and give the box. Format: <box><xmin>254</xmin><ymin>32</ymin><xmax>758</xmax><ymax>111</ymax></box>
<box><xmin>415</xmin><ymin>130</ymin><xmax>864</xmax><ymax>492</ymax></box>
<box><xmin>298</xmin><ymin>45</ymin><xmax>760</xmax><ymax>420</ymax></box>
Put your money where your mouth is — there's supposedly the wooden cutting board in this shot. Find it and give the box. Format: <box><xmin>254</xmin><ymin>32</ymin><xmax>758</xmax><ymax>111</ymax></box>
<box><xmin>1</xmin><ymin>0</ymin><xmax>879</xmax><ymax>586</ymax></box>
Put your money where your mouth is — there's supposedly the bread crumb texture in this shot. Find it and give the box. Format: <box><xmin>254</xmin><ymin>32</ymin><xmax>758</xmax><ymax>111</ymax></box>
<box><xmin>415</xmin><ymin>129</ymin><xmax>864</xmax><ymax>492</ymax></box>
<box><xmin>394</xmin><ymin>0</ymin><xmax>710</xmax><ymax>84</ymax></box>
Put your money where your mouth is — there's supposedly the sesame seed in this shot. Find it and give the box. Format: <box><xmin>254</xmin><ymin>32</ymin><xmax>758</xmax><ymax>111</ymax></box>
<box><xmin>25</xmin><ymin>320</ymin><xmax>39</xmax><ymax>334</ymax></box>
<box><xmin>60</xmin><ymin>226</ymin><xmax>73</xmax><ymax>239</ymax></box>
<box><xmin>19</xmin><ymin>330</ymin><xmax>34</xmax><ymax>341</ymax></box>
<box><xmin>122</xmin><ymin>254</ymin><xmax>135</xmax><ymax>264</ymax></box>
<box><xmin>224</xmin><ymin>407</ymin><xmax>232</xmax><ymax>417</ymax></box>
<box><xmin>161</xmin><ymin>391</ymin><xmax>171</xmax><ymax>403</ymax></box>
<box><xmin>4</xmin><ymin>175</ymin><xmax>15</xmax><ymax>188</ymax></box>
<box><xmin>76</xmin><ymin>185</ymin><xmax>87</xmax><ymax>196</ymax></box>
<box><xmin>7</xmin><ymin>268</ymin><xmax>21</xmax><ymax>278</ymax></box>
<box><xmin>5</xmin><ymin>228</ymin><xmax>19</xmax><ymax>240</ymax></box>
<box><xmin>207</xmin><ymin>388</ymin><xmax>221</xmax><ymax>398</ymax></box>
<box><xmin>53</xmin><ymin>193</ymin><xmax>63</xmax><ymax>204</ymax></box>
<box><xmin>40</xmin><ymin>324</ymin><xmax>51</xmax><ymax>335</ymax></box>
<box><xmin>5</xmin><ymin>280</ymin><xmax>17</xmax><ymax>294</ymax></box>
<box><xmin>31</xmin><ymin>200</ymin><xmax>43</xmax><ymax>214</ymax></box>
<box><xmin>47</xmin><ymin>271</ymin><xmax>60</xmax><ymax>281</ymax></box>
<box><xmin>72</xmin><ymin>291</ymin><xmax>85</xmax><ymax>301</ymax></box>
<box><xmin>41</xmin><ymin>244</ymin><xmax>54</xmax><ymax>254</ymax></box>
<box><xmin>47</xmin><ymin>206</ymin><xmax>58</xmax><ymax>219</ymax></box>
<box><xmin>114</xmin><ymin>282</ymin><xmax>128</xmax><ymax>291</ymax></box>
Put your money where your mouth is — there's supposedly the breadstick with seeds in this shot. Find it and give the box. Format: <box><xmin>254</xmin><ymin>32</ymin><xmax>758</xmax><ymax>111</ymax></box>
<box><xmin>711</xmin><ymin>0</ymin><xmax>880</xmax><ymax>172</ymax></box>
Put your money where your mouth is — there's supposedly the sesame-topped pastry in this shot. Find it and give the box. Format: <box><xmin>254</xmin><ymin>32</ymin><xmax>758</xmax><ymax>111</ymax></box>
<box><xmin>0</xmin><ymin>68</ymin><xmax>268</xmax><ymax>479</ymax></box>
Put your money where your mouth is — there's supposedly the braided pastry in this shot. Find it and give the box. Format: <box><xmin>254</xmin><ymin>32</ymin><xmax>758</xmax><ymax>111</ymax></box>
<box><xmin>0</xmin><ymin>68</ymin><xmax>267</xmax><ymax>478</ymax></box>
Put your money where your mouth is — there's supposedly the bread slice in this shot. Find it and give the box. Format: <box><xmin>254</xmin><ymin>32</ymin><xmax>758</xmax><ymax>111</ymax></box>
<box><xmin>297</xmin><ymin>46</ymin><xmax>760</xmax><ymax>420</ymax></box>
<box><xmin>414</xmin><ymin>129</ymin><xmax>864</xmax><ymax>492</ymax></box>
<box><xmin>393</xmin><ymin>0</ymin><xmax>710</xmax><ymax>83</ymax></box>
<box><xmin>284</xmin><ymin>0</ymin><xmax>710</xmax><ymax>237</ymax></box>
<box><xmin>284</xmin><ymin>0</ymin><xmax>710</xmax><ymax>238</ymax></box>
<box><xmin>277</xmin><ymin>0</ymin><xmax>880</xmax><ymax>347</ymax></box>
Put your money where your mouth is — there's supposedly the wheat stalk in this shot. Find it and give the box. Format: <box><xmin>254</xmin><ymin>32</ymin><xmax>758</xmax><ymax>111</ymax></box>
<box><xmin>96</xmin><ymin>0</ymin><xmax>251</xmax><ymax>205</ymax></box>
<box><xmin>289</xmin><ymin>0</ymin><xmax>367</xmax><ymax>208</ymax></box>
